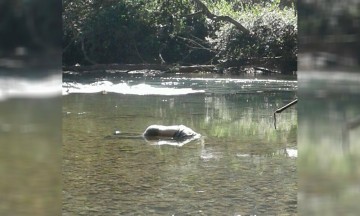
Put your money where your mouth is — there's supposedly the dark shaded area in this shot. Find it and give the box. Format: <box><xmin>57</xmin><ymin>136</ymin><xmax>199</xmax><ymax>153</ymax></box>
<box><xmin>298</xmin><ymin>0</ymin><xmax>360</xmax><ymax>215</ymax></box>
<box><xmin>63</xmin><ymin>0</ymin><xmax>297</xmax><ymax>74</ymax></box>
<box><xmin>0</xmin><ymin>0</ymin><xmax>62</xmax><ymax>74</ymax></box>
<box><xmin>298</xmin><ymin>0</ymin><xmax>360</xmax><ymax>70</ymax></box>
<box><xmin>0</xmin><ymin>1</ymin><xmax>62</xmax><ymax>215</ymax></box>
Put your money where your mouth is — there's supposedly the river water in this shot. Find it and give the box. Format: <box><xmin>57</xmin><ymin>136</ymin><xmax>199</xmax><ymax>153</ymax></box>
<box><xmin>62</xmin><ymin>72</ymin><xmax>297</xmax><ymax>215</ymax></box>
<box><xmin>298</xmin><ymin>71</ymin><xmax>360</xmax><ymax>215</ymax></box>
<box><xmin>0</xmin><ymin>74</ymin><xmax>62</xmax><ymax>215</ymax></box>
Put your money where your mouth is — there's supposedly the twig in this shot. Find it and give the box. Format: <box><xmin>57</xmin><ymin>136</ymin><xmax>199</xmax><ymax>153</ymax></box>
<box><xmin>274</xmin><ymin>99</ymin><xmax>298</xmax><ymax>129</ymax></box>
<box><xmin>175</xmin><ymin>35</ymin><xmax>215</xmax><ymax>52</ymax></box>
<box><xmin>191</xmin><ymin>0</ymin><xmax>250</xmax><ymax>34</ymax></box>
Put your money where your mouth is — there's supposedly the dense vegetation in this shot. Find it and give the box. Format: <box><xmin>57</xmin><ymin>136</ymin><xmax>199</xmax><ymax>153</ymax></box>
<box><xmin>0</xmin><ymin>0</ymin><xmax>61</xmax><ymax>52</ymax></box>
<box><xmin>63</xmin><ymin>0</ymin><xmax>297</xmax><ymax>74</ymax></box>
<box><xmin>298</xmin><ymin>0</ymin><xmax>360</xmax><ymax>68</ymax></box>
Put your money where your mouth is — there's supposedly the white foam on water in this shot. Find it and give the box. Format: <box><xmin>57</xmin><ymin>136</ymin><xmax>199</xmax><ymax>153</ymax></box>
<box><xmin>286</xmin><ymin>148</ymin><xmax>298</xmax><ymax>158</ymax></box>
<box><xmin>0</xmin><ymin>74</ymin><xmax>61</xmax><ymax>101</ymax></box>
<box><xmin>172</xmin><ymin>77</ymin><xmax>297</xmax><ymax>83</ymax></box>
<box><xmin>63</xmin><ymin>81</ymin><xmax>205</xmax><ymax>96</ymax></box>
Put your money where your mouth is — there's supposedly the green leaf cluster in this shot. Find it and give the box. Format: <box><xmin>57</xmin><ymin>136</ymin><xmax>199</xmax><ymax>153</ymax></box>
<box><xmin>63</xmin><ymin>0</ymin><xmax>297</xmax><ymax>73</ymax></box>
<box><xmin>206</xmin><ymin>0</ymin><xmax>297</xmax><ymax>73</ymax></box>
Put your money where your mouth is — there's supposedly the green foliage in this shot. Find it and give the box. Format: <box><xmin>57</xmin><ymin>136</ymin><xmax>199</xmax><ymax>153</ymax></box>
<box><xmin>146</xmin><ymin>0</ymin><xmax>212</xmax><ymax>64</ymax></box>
<box><xmin>63</xmin><ymin>0</ymin><xmax>213</xmax><ymax>65</ymax></box>
<box><xmin>207</xmin><ymin>0</ymin><xmax>297</xmax><ymax>73</ymax></box>
<box><xmin>63</xmin><ymin>0</ymin><xmax>297</xmax><ymax>73</ymax></box>
<box><xmin>63</xmin><ymin>1</ymin><xmax>159</xmax><ymax>64</ymax></box>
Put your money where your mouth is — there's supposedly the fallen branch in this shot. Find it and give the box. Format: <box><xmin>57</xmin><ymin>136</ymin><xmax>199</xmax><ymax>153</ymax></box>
<box><xmin>63</xmin><ymin>57</ymin><xmax>286</xmax><ymax>74</ymax></box>
<box><xmin>176</xmin><ymin>35</ymin><xmax>215</xmax><ymax>52</ymax></box>
<box><xmin>274</xmin><ymin>99</ymin><xmax>298</xmax><ymax>129</ymax></box>
<box><xmin>191</xmin><ymin>0</ymin><xmax>250</xmax><ymax>34</ymax></box>
<box><xmin>63</xmin><ymin>63</ymin><xmax>216</xmax><ymax>73</ymax></box>
<box><xmin>254</xmin><ymin>67</ymin><xmax>278</xmax><ymax>74</ymax></box>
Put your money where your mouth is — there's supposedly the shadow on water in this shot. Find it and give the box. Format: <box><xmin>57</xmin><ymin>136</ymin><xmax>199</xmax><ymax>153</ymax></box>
<box><xmin>63</xmin><ymin>73</ymin><xmax>297</xmax><ymax>215</ymax></box>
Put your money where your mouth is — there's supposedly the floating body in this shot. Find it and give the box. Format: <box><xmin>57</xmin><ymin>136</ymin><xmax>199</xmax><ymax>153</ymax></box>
<box><xmin>143</xmin><ymin>125</ymin><xmax>200</xmax><ymax>141</ymax></box>
<box><xmin>106</xmin><ymin>125</ymin><xmax>201</xmax><ymax>146</ymax></box>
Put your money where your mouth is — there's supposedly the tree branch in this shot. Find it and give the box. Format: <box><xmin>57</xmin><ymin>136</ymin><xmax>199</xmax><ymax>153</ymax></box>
<box><xmin>175</xmin><ymin>35</ymin><xmax>216</xmax><ymax>52</ymax></box>
<box><xmin>191</xmin><ymin>0</ymin><xmax>250</xmax><ymax>34</ymax></box>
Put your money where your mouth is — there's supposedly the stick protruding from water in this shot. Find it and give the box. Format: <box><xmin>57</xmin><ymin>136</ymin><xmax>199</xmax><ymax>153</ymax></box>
<box><xmin>274</xmin><ymin>99</ymin><xmax>298</xmax><ymax>129</ymax></box>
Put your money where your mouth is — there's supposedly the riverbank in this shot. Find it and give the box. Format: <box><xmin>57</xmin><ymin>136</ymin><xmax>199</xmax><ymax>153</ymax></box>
<box><xmin>63</xmin><ymin>61</ymin><xmax>296</xmax><ymax>77</ymax></box>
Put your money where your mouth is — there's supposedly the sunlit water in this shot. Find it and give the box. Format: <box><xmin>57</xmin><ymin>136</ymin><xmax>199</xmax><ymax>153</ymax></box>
<box><xmin>0</xmin><ymin>74</ymin><xmax>61</xmax><ymax>215</ymax></box>
<box><xmin>63</xmin><ymin>73</ymin><xmax>297</xmax><ymax>215</ymax></box>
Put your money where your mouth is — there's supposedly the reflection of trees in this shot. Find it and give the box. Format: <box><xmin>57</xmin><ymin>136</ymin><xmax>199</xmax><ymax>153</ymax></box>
<box><xmin>63</xmin><ymin>93</ymin><xmax>297</xmax><ymax>214</ymax></box>
<box><xmin>204</xmin><ymin>96</ymin><xmax>231</xmax><ymax>123</ymax></box>
<box><xmin>136</xmin><ymin>93</ymin><xmax>298</xmax><ymax>145</ymax></box>
<box><xmin>201</xmin><ymin>94</ymin><xmax>297</xmax><ymax>144</ymax></box>
<box><xmin>63</xmin><ymin>92</ymin><xmax>297</xmax><ymax>146</ymax></box>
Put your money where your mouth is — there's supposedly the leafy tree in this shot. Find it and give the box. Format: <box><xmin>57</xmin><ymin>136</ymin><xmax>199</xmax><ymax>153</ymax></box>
<box><xmin>63</xmin><ymin>0</ymin><xmax>298</xmax><ymax>74</ymax></box>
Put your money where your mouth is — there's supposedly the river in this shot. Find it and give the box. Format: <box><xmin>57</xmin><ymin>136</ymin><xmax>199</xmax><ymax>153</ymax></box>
<box><xmin>298</xmin><ymin>71</ymin><xmax>360</xmax><ymax>215</ymax></box>
<box><xmin>62</xmin><ymin>72</ymin><xmax>297</xmax><ymax>215</ymax></box>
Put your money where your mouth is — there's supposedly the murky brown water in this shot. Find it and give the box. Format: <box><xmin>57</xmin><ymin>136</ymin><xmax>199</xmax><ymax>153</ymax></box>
<box><xmin>63</xmin><ymin>74</ymin><xmax>297</xmax><ymax>215</ymax></box>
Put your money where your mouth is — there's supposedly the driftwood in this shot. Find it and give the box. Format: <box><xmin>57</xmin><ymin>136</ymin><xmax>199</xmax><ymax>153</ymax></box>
<box><xmin>223</xmin><ymin>56</ymin><xmax>284</xmax><ymax>71</ymax></box>
<box><xmin>62</xmin><ymin>56</ymin><xmax>292</xmax><ymax>75</ymax></box>
<box><xmin>63</xmin><ymin>64</ymin><xmax>216</xmax><ymax>73</ymax></box>
<box><xmin>273</xmin><ymin>99</ymin><xmax>298</xmax><ymax>129</ymax></box>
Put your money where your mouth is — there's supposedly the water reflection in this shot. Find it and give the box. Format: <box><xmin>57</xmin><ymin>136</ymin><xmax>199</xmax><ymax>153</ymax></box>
<box><xmin>63</xmin><ymin>75</ymin><xmax>297</xmax><ymax>96</ymax></box>
<box><xmin>63</xmin><ymin>74</ymin><xmax>297</xmax><ymax>215</ymax></box>
<box><xmin>63</xmin><ymin>81</ymin><xmax>205</xmax><ymax>95</ymax></box>
<box><xmin>0</xmin><ymin>75</ymin><xmax>61</xmax><ymax>216</ymax></box>
<box><xmin>298</xmin><ymin>71</ymin><xmax>360</xmax><ymax>215</ymax></box>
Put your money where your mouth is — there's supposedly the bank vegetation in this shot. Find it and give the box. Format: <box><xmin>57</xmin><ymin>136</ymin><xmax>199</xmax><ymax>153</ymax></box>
<box><xmin>63</xmin><ymin>0</ymin><xmax>297</xmax><ymax>74</ymax></box>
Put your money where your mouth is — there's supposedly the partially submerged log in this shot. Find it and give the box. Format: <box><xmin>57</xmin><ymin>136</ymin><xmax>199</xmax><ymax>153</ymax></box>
<box><xmin>63</xmin><ymin>64</ymin><xmax>216</xmax><ymax>73</ymax></box>
<box><xmin>223</xmin><ymin>56</ymin><xmax>285</xmax><ymax>73</ymax></box>
<box><xmin>62</xmin><ymin>55</ymin><xmax>295</xmax><ymax>75</ymax></box>
<box><xmin>63</xmin><ymin>55</ymin><xmax>289</xmax><ymax>73</ymax></box>
<box><xmin>63</xmin><ymin>64</ymin><xmax>168</xmax><ymax>72</ymax></box>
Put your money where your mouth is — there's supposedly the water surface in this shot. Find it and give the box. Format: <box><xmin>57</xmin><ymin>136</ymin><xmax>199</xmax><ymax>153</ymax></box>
<box><xmin>0</xmin><ymin>74</ymin><xmax>61</xmax><ymax>215</ymax></box>
<box><xmin>63</xmin><ymin>73</ymin><xmax>297</xmax><ymax>215</ymax></box>
<box><xmin>298</xmin><ymin>71</ymin><xmax>360</xmax><ymax>215</ymax></box>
